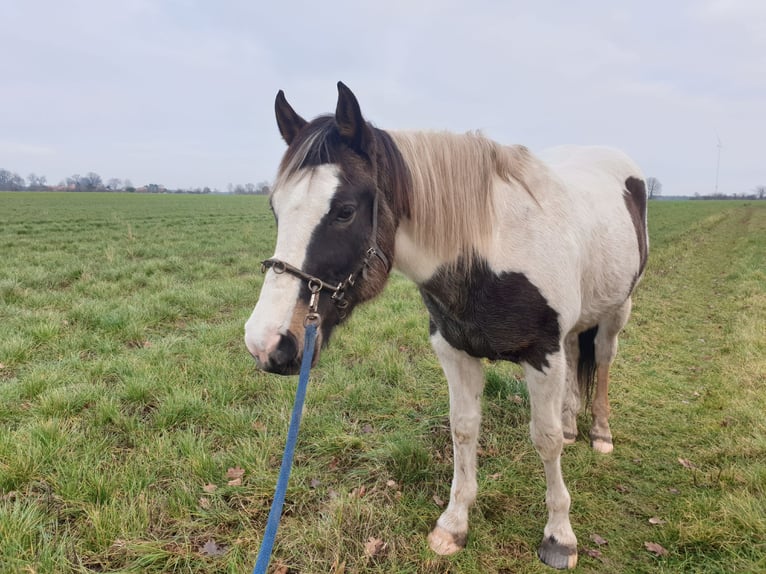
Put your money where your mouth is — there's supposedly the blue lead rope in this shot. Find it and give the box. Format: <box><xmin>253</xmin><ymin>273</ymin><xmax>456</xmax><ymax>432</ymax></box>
<box><xmin>252</xmin><ymin>322</ymin><xmax>318</xmax><ymax>574</ymax></box>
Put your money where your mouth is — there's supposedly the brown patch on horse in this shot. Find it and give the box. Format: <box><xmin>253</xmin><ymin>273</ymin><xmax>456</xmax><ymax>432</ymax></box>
<box><xmin>623</xmin><ymin>176</ymin><xmax>648</xmax><ymax>279</ymax></box>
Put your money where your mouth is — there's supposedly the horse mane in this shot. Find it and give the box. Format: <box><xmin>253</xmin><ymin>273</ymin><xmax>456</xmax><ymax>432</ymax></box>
<box><xmin>274</xmin><ymin>117</ymin><xmax>535</xmax><ymax>261</ymax></box>
<box><xmin>389</xmin><ymin>130</ymin><xmax>534</xmax><ymax>260</ymax></box>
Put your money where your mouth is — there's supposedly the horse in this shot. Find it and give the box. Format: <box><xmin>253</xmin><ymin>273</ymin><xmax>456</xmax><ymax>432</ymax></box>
<box><xmin>244</xmin><ymin>82</ymin><xmax>648</xmax><ymax>569</ymax></box>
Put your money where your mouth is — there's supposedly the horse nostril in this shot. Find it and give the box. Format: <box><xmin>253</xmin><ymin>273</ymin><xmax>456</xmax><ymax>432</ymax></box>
<box><xmin>270</xmin><ymin>331</ymin><xmax>299</xmax><ymax>370</ymax></box>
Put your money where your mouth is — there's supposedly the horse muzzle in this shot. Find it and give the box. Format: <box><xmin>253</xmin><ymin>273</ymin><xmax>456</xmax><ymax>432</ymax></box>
<box><xmin>245</xmin><ymin>329</ymin><xmax>319</xmax><ymax>376</ymax></box>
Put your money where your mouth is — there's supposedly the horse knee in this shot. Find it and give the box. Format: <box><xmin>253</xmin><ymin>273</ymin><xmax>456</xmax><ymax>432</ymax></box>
<box><xmin>530</xmin><ymin>423</ymin><xmax>563</xmax><ymax>460</ymax></box>
<box><xmin>451</xmin><ymin>413</ymin><xmax>480</xmax><ymax>444</ymax></box>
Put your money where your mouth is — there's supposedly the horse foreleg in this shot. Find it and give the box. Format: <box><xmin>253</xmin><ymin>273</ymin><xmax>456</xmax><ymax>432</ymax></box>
<box><xmin>525</xmin><ymin>352</ymin><xmax>578</xmax><ymax>570</ymax></box>
<box><xmin>427</xmin><ymin>332</ymin><xmax>484</xmax><ymax>555</ymax></box>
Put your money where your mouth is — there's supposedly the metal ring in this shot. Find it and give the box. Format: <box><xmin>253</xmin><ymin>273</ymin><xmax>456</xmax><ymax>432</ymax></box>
<box><xmin>307</xmin><ymin>278</ymin><xmax>323</xmax><ymax>293</ymax></box>
<box><xmin>272</xmin><ymin>261</ymin><xmax>286</xmax><ymax>274</ymax></box>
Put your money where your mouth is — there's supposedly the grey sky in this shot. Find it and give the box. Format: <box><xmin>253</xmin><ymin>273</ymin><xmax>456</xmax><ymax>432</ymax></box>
<box><xmin>2</xmin><ymin>0</ymin><xmax>764</xmax><ymax>195</ymax></box>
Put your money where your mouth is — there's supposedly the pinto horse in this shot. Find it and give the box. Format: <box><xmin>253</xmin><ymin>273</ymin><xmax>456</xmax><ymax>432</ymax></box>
<box><xmin>245</xmin><ymin>82</ymin><xmax>648</xmax><ymax>569</ymax></box>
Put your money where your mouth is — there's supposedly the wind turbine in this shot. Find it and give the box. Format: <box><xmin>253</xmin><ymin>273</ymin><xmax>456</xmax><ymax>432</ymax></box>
<box><xmin>715</xmin><ymin>133</ymin><xmax>723</xmax><ymax>195</ymax></box>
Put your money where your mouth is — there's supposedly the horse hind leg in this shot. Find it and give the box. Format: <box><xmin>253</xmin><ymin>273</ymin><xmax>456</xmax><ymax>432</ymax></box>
<box><xmin>590</xmin><ymin>298</ymin><xmax>632</xmax><ymax>454</ymax></box>
<box><xmin>561</xmin><ymin>333</ymin><xmax>580</xmax><ymax>446</ymax></box>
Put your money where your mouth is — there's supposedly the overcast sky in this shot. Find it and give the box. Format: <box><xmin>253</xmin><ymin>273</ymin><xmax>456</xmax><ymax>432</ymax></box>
<box><xmin>2</xmin><ymin>0</ymin><xmax>764</xmax><ymax>196</ymax></box>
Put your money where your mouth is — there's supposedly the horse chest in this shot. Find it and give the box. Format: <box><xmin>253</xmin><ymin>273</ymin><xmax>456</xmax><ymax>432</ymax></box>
<box><xmin>419</xmin><ymin>258</ymin><xmax>561</xmax><ymax>370</ymax></box>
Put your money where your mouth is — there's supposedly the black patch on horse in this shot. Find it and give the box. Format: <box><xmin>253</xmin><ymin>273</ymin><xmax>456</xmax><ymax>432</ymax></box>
<box><xmin>421</xmin><ymin>256</ymin><xmax>560</xmax><ymax>371</ymax></box>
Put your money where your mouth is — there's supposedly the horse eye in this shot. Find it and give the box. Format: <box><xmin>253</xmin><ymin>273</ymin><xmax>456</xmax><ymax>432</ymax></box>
<box><xmin>336</xmin><ymin>205</ymin><xmax>356</xmax><ymax>223</ymax></box>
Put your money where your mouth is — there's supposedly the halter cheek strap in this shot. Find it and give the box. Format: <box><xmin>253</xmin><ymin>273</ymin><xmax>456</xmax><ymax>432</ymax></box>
<box><xmin>261</xmin><ymin>193</ymin><xmax>389</xmax><ymax>325</ymax></box>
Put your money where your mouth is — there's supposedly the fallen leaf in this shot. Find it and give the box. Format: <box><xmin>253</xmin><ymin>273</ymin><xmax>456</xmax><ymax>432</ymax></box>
<box><xmin>433</xmin><ymin>494</ymin><xmax>446</xmax><ymax>508</ymax></box>
<box><xmin>226</xmin><ymin>466</ymin><xmax>245</xmax><ymax>480</ymax></box>
<box><xmin>488</xmin><ymin>472</ymin><xmax>502</xmax><ymax>480</ymax></box>
<box><xmin>351</xmin><ymin>485</ymin><xmax>367</xmax><ymax>498</ymax></box>
<box><xmin>581</xmin><ymin>547</ymin><xmax>603</xmax><ymax>560</ymax></box>
<box><xmin>310</xmin><ymin>478</ymin><xmax>321</xmax><ymax>489</ymax></box>
<box><xmin>615</xmin><ymin>484</ymin><xmax>630</xmax><ymax>494</ymax></box>
<box><xmin>200</xmin><ymin>539</ymin><xmax>226</xmax><ymax>557</ymax></box>
<box><xmin>362</xmin><ymin>424</ymin><xmax>373</xmax><ymax>434</ymax></box>
<box><xmin>273</xmin><ymin>564</ymin><xmax>289</xmax><ymax>574</ymax></box>
<box><xmin>227</xmin><ymin>477</ymin><xmax>242</xmax><ymax>487</ymax></box>
<box><xmin>198</xmin><ymin>497</ymin><xmax>210</xmax><ymax>510</ymax></box>
<box><xmin>678</xmin><ymin>458</ymin><xmax>696</xmax><ymax>469</ymax></box>
<box><xmin>252</xmin><ymin>421</ymin><xmax>267</xmax><ymax>433</ymax></box>
<box><xmin>649</xmin><ymin>517</ymin><xmax>667</xmax><ymax>525</ymax></box>
<box><xmin>364</xmin><ymin>537</ymin><xmax>386</xmax><ymax>557</ymax></box>
<box><xmin>644</xmin><ymin>541</ymin><xmax>668</xmax><ymax>556</ymax></box>
<box><xmin>202</xmin><ymin>483</ymin><xmax>217</xmax><ymax>493</ymax></box>
<box><xmin>511</xmin><ymin>395</ymin><xmax>524</xmax><ymax>405</ymax></box>
<box><xmin>0</xmin><ymin>363</ymin><xmax>5</xmax><ymax>369</ymax></box>
<box><xmin>331</xmin><ymin>558</ymin><xmax>346</xmax><ymax>573</ymax></box>
<box><xmin>142</xmin><ymin>341</ymin><xmax>152</xmax><ymax>348</ymax></box>
<box><xmin>668</xmin><ymin>487</ymin><xmax>680</xmax><ymax>495</ymax></box>
<box><xmin>590</xmin><ymin>533</ymin><xmax>608</xmax><ymax>546</ymax></box>
<box><xmin>386</xmin><ymin>479</ymin><xmax>398</xmax><ymax>489</ymax></box>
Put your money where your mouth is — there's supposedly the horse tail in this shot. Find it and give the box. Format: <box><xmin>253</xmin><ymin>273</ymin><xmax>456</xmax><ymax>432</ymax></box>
<box><xmin>577</xmin><ymin>326</ymin><xmax>598</xmax><ymax>406</ymax></box>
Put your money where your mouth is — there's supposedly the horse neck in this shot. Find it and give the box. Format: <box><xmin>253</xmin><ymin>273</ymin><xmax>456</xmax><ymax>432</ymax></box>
<box><xmin>382</xmin><ymin>130</ymin><xmax>540</xmax><ymax>282</ymax></box>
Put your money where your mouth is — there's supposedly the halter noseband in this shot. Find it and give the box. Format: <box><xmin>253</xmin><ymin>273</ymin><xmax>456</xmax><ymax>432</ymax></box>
<box><xmin>260</xmin><ymin>193</ymin><xmax>389</xmax><ymax>326</ymax></box>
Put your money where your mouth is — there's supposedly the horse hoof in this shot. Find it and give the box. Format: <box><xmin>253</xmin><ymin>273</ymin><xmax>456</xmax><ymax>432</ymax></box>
<box><xmin>428</xmin><ymin>525</ymin><xmax>466</xmax><ymax>555</ymax></box>
<box><xmin>590</xmin><ymin>434</ymin><xmax>614</xmax><ymax>454</ymax></box>
<box><xmin>538</xmin><ymin>536</ymin><xmax>578</xmax><ymax>569</ymax></box>
<box><xmin>563</xmin><ymin>432</ymin><xmax>577</xmax><ymax>446</ymax></box>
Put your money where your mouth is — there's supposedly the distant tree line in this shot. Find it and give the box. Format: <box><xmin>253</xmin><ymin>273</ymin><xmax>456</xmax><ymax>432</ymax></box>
<box><xmin>645</xmin><ymin>177</ymin><xmax>765</xmax><ymax>201</ymax></box>
<box><xmin>0</xmin><ymin>168</ymin><xmax>270</xmax><ymax>195</ymax></box>
<box><xmin>692</xmin><ymin>185</ymin><xmax>766</xmax><ymax>200</ymax></box>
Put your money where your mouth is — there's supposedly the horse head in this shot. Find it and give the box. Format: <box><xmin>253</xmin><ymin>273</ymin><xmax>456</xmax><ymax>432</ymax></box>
<box><xmin>244</xmin><ymin>82</ymin><xmax>408</xmax><ymax>374</ymax></box>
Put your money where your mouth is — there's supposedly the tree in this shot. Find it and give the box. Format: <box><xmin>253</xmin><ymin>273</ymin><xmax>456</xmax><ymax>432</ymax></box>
<box><xmin>27</xmin><ymin>173</ymin><xmax>47</xmax><ymax>190</ymax></box>
<box><xmin>107</xmin><ymin>178</ymin><xmax>122</xmax><ymax>191</ymax></box>
<box><xmin>646</xmin><ymin>177</ymin><xmax>662</xmax><ymax>199</ymax></box>
<box><xmin>80</xmin><ymin>172</ymin><xmax>103</xmax><ymax>191</ymax></box>
<box><xmin>755</xmin><ymin>185</ymin><xmax>766</xmax><ymax>200</ymax></box>
<box><xmin>0</xmin><ymin>169</ymin><xmax>25</xmax><ymax>190</ymax></box>
<box><xmin>255</xmin><ymin>181</ymin><xmax>270</xmax><ymax>195</ymax></box>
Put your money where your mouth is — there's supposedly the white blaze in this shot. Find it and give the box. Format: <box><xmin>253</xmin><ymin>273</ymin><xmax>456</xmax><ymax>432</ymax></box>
<box><xmin>244</xmin><ymin>165</ymin><xmax>341</xmax><ymax>362</ymax></box>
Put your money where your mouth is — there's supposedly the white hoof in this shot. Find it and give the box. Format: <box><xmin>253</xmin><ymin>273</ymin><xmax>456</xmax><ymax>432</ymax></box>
<box><xmin>428</xmin><ymin>525</ymin><xmax>466</xmax><ymax>555</ymax></box>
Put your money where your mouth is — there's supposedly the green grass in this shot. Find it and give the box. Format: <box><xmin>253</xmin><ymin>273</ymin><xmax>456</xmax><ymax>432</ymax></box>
<box><xmin>1</xmin><ymin>193</ymin><xmax>764</xmax><ymax>573</ymax></box>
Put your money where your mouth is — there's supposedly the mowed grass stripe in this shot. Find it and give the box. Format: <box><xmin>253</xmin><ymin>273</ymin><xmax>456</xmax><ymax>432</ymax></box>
<box><xmin>0</xmin><ymin>193</ymin><xmax>764</xmax><ymax>573</ymax></box>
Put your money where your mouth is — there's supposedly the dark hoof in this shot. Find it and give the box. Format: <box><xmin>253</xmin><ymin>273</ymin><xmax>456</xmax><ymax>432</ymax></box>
<box><xmin>538</xmin><ymin>536</ymin><xmax>578</xmax><ymax>569</ymax></box>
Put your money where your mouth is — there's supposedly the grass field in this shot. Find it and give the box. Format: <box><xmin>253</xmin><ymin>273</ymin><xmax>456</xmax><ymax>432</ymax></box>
<box><xmin>1</xmin><ymin>193</ymin><xmax>764</xmax><ymax>573</ymax></box>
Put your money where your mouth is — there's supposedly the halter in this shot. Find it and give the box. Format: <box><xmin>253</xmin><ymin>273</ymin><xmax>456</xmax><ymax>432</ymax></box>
<box><xmin>260</xmin><ymin>192</ymin><xmax>389</xmax><ymax>325</ymax></box>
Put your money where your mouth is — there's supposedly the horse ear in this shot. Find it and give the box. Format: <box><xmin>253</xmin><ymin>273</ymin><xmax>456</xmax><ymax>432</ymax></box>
<box><xmin>335</xmin><ymin>81</ymin><xmax>372</xmax><ymax>153</ymax></box>
<box><xmin>275</xmin><ymin>90</ymin><xmax>307</xmax><ymax>145</ymax></box>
